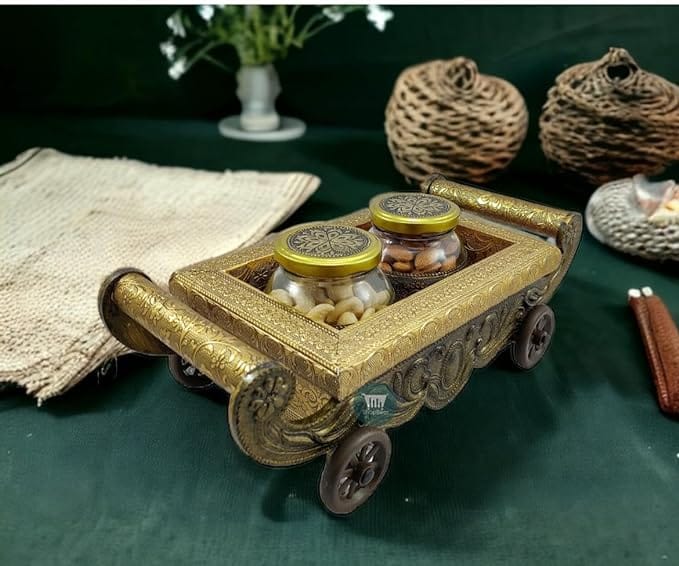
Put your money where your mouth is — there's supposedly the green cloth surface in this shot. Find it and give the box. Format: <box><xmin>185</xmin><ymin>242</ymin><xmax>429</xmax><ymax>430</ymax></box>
<box><xmin>3</xmin><ymin>3</ymin><xmax>679</xmax><ymax>562</ymax></box>
<box><xmin>1</xmin><ymin>115</ymin><xmax>678</xmax><ymax>565</ymax></box>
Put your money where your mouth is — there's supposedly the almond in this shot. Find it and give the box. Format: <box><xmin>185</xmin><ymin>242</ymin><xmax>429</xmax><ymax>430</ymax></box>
<box><xmin>414</xmin><ymin>248</ymin><xmax>443</xmax><ymax>271</ymax></box>
<box><xmin>392</xmin><ymin>261</ymin><xmax>413</xmax><ymax>272</ymax></box>
<box><xmin>384</xmin><ymin>244</ymin><xmax>414</xmax><ymax>263</ymax></box>
<box><xmin>441</xmin><ymin>256</ymin><xmax>458</xmax><ymax>272</ymax></box>
<box><xmin>417</xmin><ymin>261</ymin><xmax>442</xmax><ymax>273</ymax></box>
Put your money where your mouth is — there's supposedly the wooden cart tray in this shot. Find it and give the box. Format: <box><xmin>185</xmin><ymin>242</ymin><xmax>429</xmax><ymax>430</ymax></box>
<box><xmin>99</xmin><ymin>176</ymin><xmax>582</xmax><ymax>515</ymax></box>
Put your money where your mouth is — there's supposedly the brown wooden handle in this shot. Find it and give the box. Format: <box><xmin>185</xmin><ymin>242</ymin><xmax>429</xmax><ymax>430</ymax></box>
<box><xmin>628</xmin><ymin>288</ymin><xmax>679</xmax><ymax>416</ymax></box>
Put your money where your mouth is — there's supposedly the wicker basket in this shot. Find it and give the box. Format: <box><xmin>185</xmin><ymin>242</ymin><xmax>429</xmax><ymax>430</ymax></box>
<box><xmin>540</xmin><ymin>47</ymin><xmax>679</xmax><ymax>186</ymax></box>
<box><xmin>385</xmin><ymin>57</ymin><xmax>528</xmax><ymax>184</ymax></box>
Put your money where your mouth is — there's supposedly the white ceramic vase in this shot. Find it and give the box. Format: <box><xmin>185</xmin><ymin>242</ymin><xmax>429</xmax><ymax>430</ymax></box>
<box><xmin>219</xmin><ymin>63</ymin><xmax>305</xmax><ymax>141</ymax></box>
<box><xmin>236</xmin><ymin>64</ymin><xmax>281</xmax><ymax>132</ymax></box>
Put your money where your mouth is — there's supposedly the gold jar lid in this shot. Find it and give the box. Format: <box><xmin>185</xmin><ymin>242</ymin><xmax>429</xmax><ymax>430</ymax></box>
<box><xmin>369</xmin><ymin>192</ymin><xmax>460</xmax><ymax>235</ymax></box>
<box><xmin>274</xmin><ymin>223</ymin><xmax>382</xmax><ymax>278</ymax></box>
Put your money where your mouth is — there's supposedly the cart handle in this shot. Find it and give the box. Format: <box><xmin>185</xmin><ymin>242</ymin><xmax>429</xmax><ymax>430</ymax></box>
<box><xmin>422</xmin><ymin>174</ymin><xmax>582</xmax><ymax>301</ymax></box>
<box><xmin>99</xmin><ymin>270</ymin><xmax>293</xmax><ymax>396</ymax></box>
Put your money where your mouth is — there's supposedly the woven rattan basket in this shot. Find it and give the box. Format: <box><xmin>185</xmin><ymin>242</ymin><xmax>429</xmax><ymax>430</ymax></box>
<box><xmin>540</xmin><ymin>47</ymin><xmax>679</xmax><ymax>186</ymax></box>
<box><xmin>385</xmin><ymin>57</ymin><xmax>528</xmax><ymax>184</ymax></box>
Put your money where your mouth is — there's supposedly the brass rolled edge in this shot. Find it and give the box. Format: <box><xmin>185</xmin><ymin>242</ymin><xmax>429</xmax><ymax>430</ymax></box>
<box><xmin>421</xmin><ymin>173</ymin><xmax>447</xmax><ymax>194</ymax></box>
<box><xmin>421</xmin><ymin>174</ymin><xmax>576</xmax><ymax>241</ymax></box>
<box><xmin>543</xmin><ymin>211</ymin><xmax>583</xmax><ymax>302</ymax></box>
<box><xmin>226</xmin><ymin>363</ymin><xmax>302</xmax><ymax>467</ymax></box>
<box><xmin>226</xmin><ymin>365</ymin><xmax>375</xmax><ymax>468</ymax></box>
<box><xmin>422</xmin><ymin>174</ymin><xmax>583</xmax><ymax>302</ymax></box>
<box><xmin>109</xmin><ymin>271</ymin><xmax>279</xmax><ymax>394</ymax></box>
<box><xmin>99</xmin><ymin>268</ymin><xmax>172</xmax><ymax>356</ymax></box>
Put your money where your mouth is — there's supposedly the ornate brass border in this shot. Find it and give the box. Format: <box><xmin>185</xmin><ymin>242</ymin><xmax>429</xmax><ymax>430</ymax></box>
<box><xmin>170</xmin><ymin>209</ymin><xmax>562</xmax><ymax>401</ymax></box>
<box><xmin>101</xmin><ymin>269</ymin><xmax>547</xmax><ymax>467</ymax></box>
<box><xmin>102</xmin><ymin>181</ymin><xmax>581</xmax><ymax>468</ymax></box>
<box><xmin>227</xmin><ymin>284</ymin><xmax>543</xmax><ymax>467</ymax></box>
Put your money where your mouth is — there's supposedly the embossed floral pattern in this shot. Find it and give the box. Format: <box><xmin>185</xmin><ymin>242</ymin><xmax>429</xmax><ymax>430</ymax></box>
<box><xmin>248</xmin><ymin>374</ymin><xmax>289</xmax><ymax>421</ymax></box>
<box><xmin>287</xmin><ymin>225</ymin><xmax>371</xmax><ymax>258</ymax></box>
<box><xmin>379</xmin><ymin>194</ymin><xmax>452</xmax><ymax>218</ymax></box>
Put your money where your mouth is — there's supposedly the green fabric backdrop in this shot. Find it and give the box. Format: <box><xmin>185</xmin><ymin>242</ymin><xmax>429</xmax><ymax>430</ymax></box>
<box><xmin>4</xmin><ymin>5</ymin><xmax>679</xmax><ymax>130</ymax></box>
<box><xmin>1</xmin><ymin>5</ymin><xmax>679</xmax><ymax>566</ymax></box>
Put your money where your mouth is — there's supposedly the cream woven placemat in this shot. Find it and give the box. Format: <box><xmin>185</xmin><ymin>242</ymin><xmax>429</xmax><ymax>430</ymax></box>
<box><xmin>0</xmin><ymin>148</ymin><xmax>320</xmax><ymax>404</ymax></box>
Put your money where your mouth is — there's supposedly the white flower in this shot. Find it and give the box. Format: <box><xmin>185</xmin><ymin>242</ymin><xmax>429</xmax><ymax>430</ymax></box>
<box><xmin>168</xmin><ymin>57</ymin><xmax>187</xmax><ymax>80</ymax></box>
<box><xmin>166</xmin><ymin>11</ymin><xmax>186</xmax><ymax>38</ymax></box>
<box><xmin>159</xmin><ymin>40</ymin><xmax>176</xmax><ymax>61</ymax></box>
<box><xmin>323</xmin><ymin>7</ymin><xmax>345</xmax><ymax>23</ymax></box>
<box><xmin>366</xmin><ymin>4</ymin><xmax>394</xmax><ymax>32</ymax></box>
<box><xmin>197</xmin><ymin>5</ymin><xmax>215</xmax><ymax>22</ymax></box>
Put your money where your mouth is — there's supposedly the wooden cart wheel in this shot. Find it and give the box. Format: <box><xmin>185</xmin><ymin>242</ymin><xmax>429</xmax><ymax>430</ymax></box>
<box><xmin>167</xmin><ymin>354</ymin><xmax>216</xmax><ymax>392</ymax></box>
<box><xmin>319</xmin><ymin>427</ymin><xmax>392</xmax><ymax>515</ymax></box>
<box><xmin>510</xmin><ymin>304</ymin><xmax>555</xmax><ymax>370</ymax></box>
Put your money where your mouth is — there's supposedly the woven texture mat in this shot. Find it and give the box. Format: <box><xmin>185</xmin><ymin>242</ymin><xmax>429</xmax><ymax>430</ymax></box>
<box><xmin>0</xmin><ymin>148</ymin><xmax>319</xmax><ymax>403</ymax></box>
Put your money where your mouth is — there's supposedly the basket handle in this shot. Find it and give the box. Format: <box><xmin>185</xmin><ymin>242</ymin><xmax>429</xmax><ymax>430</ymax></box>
<box><xmin>600</xmin><ymin>47</ymin><xmax>639</xmax><ymax>84</ymax></box>
<box><xmin>99</xmin><ymin>269</ymin><xmax>291</xmax><ymax>395</ymax></box>
<box><xmin>422</xmin><ymin>174</ymin><xmax>582</xmax><ymax>300</ymax></box>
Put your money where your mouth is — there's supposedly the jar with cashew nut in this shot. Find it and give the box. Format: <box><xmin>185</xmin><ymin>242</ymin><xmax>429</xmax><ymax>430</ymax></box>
<box><xmin>368</xmin><ymin>192</ymin><xmax>466</xmax><ymax>281</ymax></box>
<box><xmin>266</xmin><ymin>223</ymin><xmax>394</xmax><ymax>327</ymax></box>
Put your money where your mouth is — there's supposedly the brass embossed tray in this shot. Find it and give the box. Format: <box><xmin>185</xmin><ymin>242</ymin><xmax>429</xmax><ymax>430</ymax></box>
<box><xmin>99</xmin><ymin>176</ymin><xmax>582</xmax><ymax>515</ymax></box>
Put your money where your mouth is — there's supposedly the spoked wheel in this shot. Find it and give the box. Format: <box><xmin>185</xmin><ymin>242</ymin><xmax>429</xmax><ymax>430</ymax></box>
<box><xmin>319</xmin><ymin>427</ymin><xmax>392</xmax><ymax>516</ymax></box>
<box><xmin>167</xmin><ymin>354</ymin><xmax>217</xmax><ymax>392</ymax></box>
<box><xmin>510</xmin><ymin>304</ymin><xmax>555</xmax><ymax>370</ymax></box>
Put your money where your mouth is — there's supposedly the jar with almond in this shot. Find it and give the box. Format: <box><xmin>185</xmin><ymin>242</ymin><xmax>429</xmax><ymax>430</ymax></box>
<box><xmin>369</xmin><ymin>192</ymin><xmax>466</xmax><ymax>294</ymax></box>
<box><xmin>266</xmin><ymin>223</ymin><xmax>394</xmax><ymax>327</ymax></box>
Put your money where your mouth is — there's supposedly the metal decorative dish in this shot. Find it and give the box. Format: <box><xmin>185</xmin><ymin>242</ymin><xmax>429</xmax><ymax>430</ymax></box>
<box><xmin>98</xmin><ymin>176</ymin><xmax>582</xmax><ymax>515</ymax></box>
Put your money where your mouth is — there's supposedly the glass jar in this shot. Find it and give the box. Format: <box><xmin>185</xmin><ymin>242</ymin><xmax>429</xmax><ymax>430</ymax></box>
<box><xmin>368</xmin><ymin>192</ymin><xmax>466</xmax><ymax>277</ymax></box>
<box><xmin>266</xmin><ymin>223</ymin><xmax>394</xmax><ymax>327</ymax></box>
